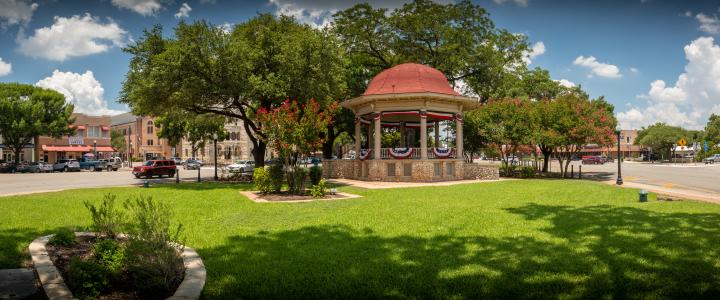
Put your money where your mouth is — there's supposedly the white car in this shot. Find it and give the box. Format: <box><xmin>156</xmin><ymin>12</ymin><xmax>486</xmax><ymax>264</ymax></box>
<box><xmin>227</xmin><ymin>160</ymin><xmax>254</xmax><ymax>173</ymax></box>
<box><xmin>704</xmin><ymin>154</ymin><xmax>720</xmax><ymax>164</ymax></box>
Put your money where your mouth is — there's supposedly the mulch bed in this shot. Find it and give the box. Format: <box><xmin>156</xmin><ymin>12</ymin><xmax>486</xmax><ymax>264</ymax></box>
<box><xmin>45</xmin><ymin>236</ymin><xmax>178</xmax><ymax>300</ymax></box>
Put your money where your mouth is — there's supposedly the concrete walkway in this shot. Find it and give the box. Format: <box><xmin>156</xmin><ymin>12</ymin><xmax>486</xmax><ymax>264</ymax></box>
<box><xmin>603</xmin><ymin>180</ymin><xmax>720</xmax><ymax>204</ymax></box>
<box><xmin>0</xmin><ymin>269</ymin><xmax>37</xmax><ymax>299</ymax></box>
<box><xmin>329</xmin><ymin>178</ymin><xmax>508</xmax><ymax>189</ymax></box>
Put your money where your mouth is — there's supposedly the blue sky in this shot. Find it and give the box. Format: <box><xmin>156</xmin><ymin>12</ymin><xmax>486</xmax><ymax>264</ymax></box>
<box><xmin>0</xmin><ymin>0</ymin><xmax>719</xmax><ymax>130</ymax></box>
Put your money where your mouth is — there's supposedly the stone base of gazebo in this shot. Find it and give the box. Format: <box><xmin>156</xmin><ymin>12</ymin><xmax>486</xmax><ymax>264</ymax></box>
<box><xmin>322</xmin><ymin>159</ymin><xmax>499</xmax><ymax>182</ymax></box>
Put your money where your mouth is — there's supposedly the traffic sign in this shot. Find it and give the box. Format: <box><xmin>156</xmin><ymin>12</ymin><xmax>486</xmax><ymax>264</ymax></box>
<box><xmin>678</xmin><ymin>138</ymin><xmax>687</xmax><ymax>147</ymax></box>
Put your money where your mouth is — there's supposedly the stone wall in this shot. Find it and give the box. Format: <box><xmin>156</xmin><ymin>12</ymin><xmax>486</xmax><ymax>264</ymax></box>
<box><xmin>411</xmin><ymin>161</ymin><xmax>434</xmax><ymax>181</ymax></box>
<box><xmin>463</xmin><ymin>163</ymin><xmax>500</xmax><ymax>180</ymax></box>
<box><xmin>321</xmin><ymin>160</ymin><xmax>357</xmax><ymax>179</ymax></box>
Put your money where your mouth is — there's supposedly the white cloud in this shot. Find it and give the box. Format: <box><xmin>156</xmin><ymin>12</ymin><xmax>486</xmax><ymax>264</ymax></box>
<box><xmin>493</xmin><ymin>0</ymin><xmax>529</xmax><ymax>7</ymax></box>
<box><xmin>0</xmin><ymin>0</ymin><xmax>38</xmax><ymax>27</ymax></box>
<box><xmin>696</xmin><ymin>13</ymin><xmax>720</xmax><ymax>35</ymax></box>
<box><xmin>555</xmin><ymin>79</ymin><xmax>575</xmax><ymax>88</ymax></box>
<box><xmin>218</xmin><ymin>22</ymin><xmax>233</xmax><ymax>34</ymax></box>
<box><xmin>174</xmin><ymin>3</ymin><xmax>191</xmax><ymax>19</ymax></box>
<box><xmin>629</xmin><ymin>67</ymin><xmax>639</xmax><ymax>73</ymax></box>
<box><xmin>35</xmin><ymin>70</ymin><xmax>125</xmax><ymax>116</ymax></box>
<box><xmin>0</xmin><ymin>57</ymin><xmax>11</xmax><ymax>76</ymax></box>
<box><xmin>617</xmin><ymin>37</ymin><xmax>720</xmax><ymax>130</ymax></box>
<box><xmin>267</xmin><ymin>0</ymin><xmax>453</xmax><ymax>28</ymax></box>
<box><xmin>16</xmin><ymin>14</ymin><xmax>127</xmax><ymax>61</ymax></box>
<box><xmin>522</xmin><ymin>41</ymin><xmax>545</xmax><ymax>65</ymax></box>
<box><xmin>573</xmin><ymin>55</ymin><xmax>622</xmax><ymax>79</ymax></box>
<box><xmin>682</xmin><ymin>10</ymin><xmax>693</xmax><ymax>18</ymax></box>
<box><xmin>111</xmin><ymin>0</ymin><xmax>162</xmax><ymax>16</ymax></box>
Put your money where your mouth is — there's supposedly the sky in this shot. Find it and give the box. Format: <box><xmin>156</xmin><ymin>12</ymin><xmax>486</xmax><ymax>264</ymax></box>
<box><xmin>0</xmin><ymin>0</ymin><xmax>719</xmax><ymax>130</ymax></box>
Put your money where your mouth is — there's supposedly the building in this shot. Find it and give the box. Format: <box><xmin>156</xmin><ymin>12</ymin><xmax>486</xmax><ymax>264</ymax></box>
<box><xmin>180</xmin><ymin>118</ymin><xmax>254</xmax><ymax>164</ymax></box>
<box><xmin>36</xmin><ymin>113</ymin><xmax>114</xmax><ymax>163</ymax></box>
<box><xmin>578</xmin><ymin>130</ymin><xmax>643</xmax><ymax>158</ymax></box>
<box><xmin>110</xmin><ymin>113</ymin><xmax>179</xmax><ymax>161</ymax></box>
<box><xmin>0</xmin><ymin>136</ymin><xmax>35</xmax><ymax>162</ymax></box>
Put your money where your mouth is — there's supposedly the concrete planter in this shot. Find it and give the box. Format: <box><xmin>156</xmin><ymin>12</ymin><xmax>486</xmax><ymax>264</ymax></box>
<box><xmin>29</xmin><ymin>232</ymin><xmax>206</xmax><ymax>300</ymax></box>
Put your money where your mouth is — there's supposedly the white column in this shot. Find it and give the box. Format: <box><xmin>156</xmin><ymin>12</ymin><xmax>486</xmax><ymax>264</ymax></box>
<box><xmin>373</xmin><ymin>112</ymin><xmax>381</xmax><ymax>160</ymax></box>
<box><xmin>420</xmin><ymin>111</ymin><xmax>428</xmax><ymax>159</ymax></box>
<box><xmin>354</xmin><ymin>118</ymin><xmax>361</xmax><ymax>158</ymax></box>
<box><xmin>367</xmin><ymin>119</ymin><xmax>373</xmax><ymax>149</ymax></box>
<box><xmin>456</xmin><ymin>113</ymin><xmax>463</xmax><ymax>159</ymax></box>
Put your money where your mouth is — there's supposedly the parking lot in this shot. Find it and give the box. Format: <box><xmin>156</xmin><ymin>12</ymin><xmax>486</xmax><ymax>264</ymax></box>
<box><xmin>0</xmin><ymin>167</ymin><xmax>220</xmax><ymax>196</ymax></box>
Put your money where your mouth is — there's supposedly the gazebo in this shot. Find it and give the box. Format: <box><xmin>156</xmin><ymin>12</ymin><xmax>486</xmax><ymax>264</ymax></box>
<box><xmin>323</xmin><ymin>63</ymin><xmax>498</xmax><ymax>182</ymax></box>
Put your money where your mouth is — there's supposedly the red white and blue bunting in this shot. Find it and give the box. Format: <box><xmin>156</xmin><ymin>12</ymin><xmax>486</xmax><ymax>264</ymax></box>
<box><xmin>389</xmin><ymin>147</ymin><xmax>414</xmax><ymax>159</ymax></box>
<box><xmin>432</xmin><ymin>147</ymin><xmax>454</xmax><ymax>159</ymax></box>
<box><xmin>359</xmin><ymin>149</ymin><xmax>372</xmax><ymax>161</ymax></box>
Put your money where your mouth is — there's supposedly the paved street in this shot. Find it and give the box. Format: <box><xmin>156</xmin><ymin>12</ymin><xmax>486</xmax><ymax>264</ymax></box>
<box><xmin>0</xmin><ymin>167</ymin><xmax>222</xmax><ymax>196</ymax></box>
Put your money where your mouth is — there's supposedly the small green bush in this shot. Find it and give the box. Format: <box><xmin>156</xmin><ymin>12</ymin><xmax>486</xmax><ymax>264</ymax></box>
<box><xmin>49</xmin><ymin>228</ymin><xmax>76</xmax><ymax>246</ymax></box>
<box><xmin>92</xmin><ymin>239</ymin><xmax>125</xmax><ymax>278</ymax></box>
<box><xmin>287</xmin><ymin>167</ymin><xmax>308</xmax><ymax>195</ymax></box>
<box><xmin>520</xmin><ymin>166</ymin><xmax>536</xmax><ymax>178</ymax></box>
<box><xmin>308</xmin><ymin>166</ymin><xmax>323</xmax><ymax>185</ymax></box>
<box><xmin>310</xmin><ymin>179</ymin><xmax>327</xmax><ymax>198</ymax></box>
<box><xmin>268</xmin><ymin>164</ymin><xmax>284</xmax><ymax>192</ymax></box>
<box><xmin>84</xmin><ymin>193</ymin><xmax>125</xmax><ymax>238</ymax></box>
<box><xmin>68</xmin><ymin>257</ymin><xmax>110</xmax><ymax>299</ymax></box>
<box><xmin>253</xmin><ymin>168</ymin><xmax>273</xmax><ymax>194</ymax></box>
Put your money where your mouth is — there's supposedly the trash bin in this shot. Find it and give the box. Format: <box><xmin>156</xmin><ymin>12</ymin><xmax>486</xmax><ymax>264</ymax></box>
<box><xmin>639</xmin><ymin>190</ymin><xmax>648</xmax><ymax>202</ymax></box>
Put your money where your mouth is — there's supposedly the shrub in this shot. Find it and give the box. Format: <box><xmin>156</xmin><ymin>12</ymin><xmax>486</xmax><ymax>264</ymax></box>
<box><xmin>123</xmin><ymin>196</ymin><xmax>184</xmax><ymax>295</ymax></box>
<box><xmin>287</xmin><ymin>167</ymin><xmax>308</xmax><ymax>195</ymax></box>
<box><xmin>253</xmin><ymin>167</ymin><xmax>273</xmax><ymax>194</ymax></box>
<box><xmin>308</xmin><ymin>166</ymin><xmax>323</xmax><ymax>185</ymax></box>
<box><xmin>68</xmin><ymin>257</ymin><xmax>110</xmax><ymax>299</ymax></box>
<box><xmin>268</xmin><ymin>164</ymin><xmax>284</xmax><ymax>192</ymax></box>
<box><xmin>310</xmin><ymin>179</ymin><xmax>327</xmax><ymax>198</ymax></box>
<box><xmin>520</xmin><ymin>166</ymin><xmax>536</xmax><ymax>178</ymax></box>
<box><xmin>92</xmin><ymin>239</ymin><xmax>125</xmax><ymax>278</ymax></box>
<box><xmin>49</xmin><ymin>228</ymin><xmax>76</xmax><ymax>246</ymax></box>
<box><xmin>84</xmin><ymin>193</ymin><xmax>125</xmax><ymax>238</ymax></box>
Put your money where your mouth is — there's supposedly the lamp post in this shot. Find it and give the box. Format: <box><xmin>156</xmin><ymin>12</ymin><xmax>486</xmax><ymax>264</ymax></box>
<box><xmin>129</xmin><ymin>141</ymin><xmax>133</xmax><ymax>168</ymax></box>
<box><xmin>616</xmin><ymin>130</ymin><xmax>623</xmax><ymax>185</ymax></box>
<box><xmin>93</xmin><ymin>140</ymin><xmax>97</xmax><ymax>159</ymax></box>
<box><xmin>213</xmin><ymin>133</ymin><xmax>218</xmax><ymax>181</ymax></box>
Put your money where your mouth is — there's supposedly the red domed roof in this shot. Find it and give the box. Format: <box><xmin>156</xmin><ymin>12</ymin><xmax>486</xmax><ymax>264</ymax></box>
<box><xmin>363</xmin><ymin>63</ymin><xmax>460</xmax><ymax>96</ymax></box>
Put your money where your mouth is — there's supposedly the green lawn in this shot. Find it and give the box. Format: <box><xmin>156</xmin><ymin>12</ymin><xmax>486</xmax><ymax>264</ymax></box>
<box><xmin>2</xmin><ymin>180</ymin><xmax>720</xmax><ymax>299</ymax></box>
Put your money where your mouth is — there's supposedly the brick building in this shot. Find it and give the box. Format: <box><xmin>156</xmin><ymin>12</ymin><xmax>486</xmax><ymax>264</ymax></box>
<box><xmin>111</xmin><ymin>113</ymin><xmax>179</xmax><ymax>161</ymax></box>
<box><xmin>35</xmin><ymin>113</ymin><xmax>114</xmax><ymax>163</ymax></box>
<box><xmin>578</xmin><ymin>129</ymin><xmax>643</xmax><ymax>158</ymax></box>
<box><xmin>180</xmin><ymin>118</ymin><xmax>254</xmax><ymax>164</ymax></box>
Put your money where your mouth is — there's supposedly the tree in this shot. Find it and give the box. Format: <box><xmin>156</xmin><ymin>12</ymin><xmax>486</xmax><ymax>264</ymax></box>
<box><xmin>154</xmin><ymin>112</ymin><xmax>226</xmax><ymax>158</ymax></box>
<box><xmin>110</xmin><ymin>130</ymin><xmax>126</xmax><ymax>157</ymax></box>
<box><xmin>257</xmin><ymin>99</ymin><xmax>337</xmax><ymax>194</ymax></box>
<box><xmin>549</xmin><ymin>94</ymin><xmax>616</xmax><ymax>177</ymax></box>
<box><xmin>0</xmin><ymin>83</ymin><xmax>75</xmax><ymax>163</ymax></box>
<box><xmin>635</xmin><ymin>123</ymin><xmax>687</xmax><ymax>160</ymax></box>
<box><xmin>333</xmin><ymin>0</ymin><xmax>528</xmax><ymax>102</ymax></box>
<box><xmin>120</xmin><ymin>16</ymin><xmax>347</xmax><ymax>167</ymax></box>
<box><xmin>704</xmin><ymin>114</ymin><xmax>720</xmax><ymax>144</ymax></box>
<box><xmin>462</xmin><ymin>110</ymin><xmax>493</xmax><ymax>163</ymax></box>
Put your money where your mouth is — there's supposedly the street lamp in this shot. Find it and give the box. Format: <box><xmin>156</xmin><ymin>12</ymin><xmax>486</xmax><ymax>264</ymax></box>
<box><xmin>129</xmin><ymin>141</ymin><xmax>133</xmax><ymax>168</ymax></box>
<box><xmin>213</xmin><ymin>133</ymin><xmax>218</xmax><ymax>181</ymax></box>
<box><xmin>616</xmin><ymin>130</ymin><xmax>623</xmax><ymax>185</ymax></box>
<box><xmin>93</xmin><ymin>140</ymin><xmax>97</xmax><ymax>159</ymax></box>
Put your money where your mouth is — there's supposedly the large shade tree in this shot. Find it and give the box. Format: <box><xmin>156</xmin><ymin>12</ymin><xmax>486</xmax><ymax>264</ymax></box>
<box><xmin>120</xmin><ymin>16</ymin><xmax>347</xmax><ymax>167</ymax></box>
<box><xmin>635</xmin><ymin>123</ymin><xmax>688</xmax><ymax>160</ymax></box>
<box><xmin>0</xmin><ymin>83</ymin><xmax>75</xmax><ymax>163</ymax></box>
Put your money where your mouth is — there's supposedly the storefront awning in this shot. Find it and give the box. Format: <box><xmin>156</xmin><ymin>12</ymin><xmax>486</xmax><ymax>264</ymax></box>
<box><xmin>95</xmin><ymin>146</ymin><xmax>115</xmax><ymax>152</ymax></box>
<box><xmin>101</xmin><ymin>126</ymin><xmax>110</xmax><ymax>131</ymax></box>
<box><xmin>42</xmin><ymin>145</ymin><xmax>92</xmax><ymax>152</ymax></box>
<box><xmin>76</xmin><ymin>125</ymin><xmax>86</xmax><ymax>130</ymax></box>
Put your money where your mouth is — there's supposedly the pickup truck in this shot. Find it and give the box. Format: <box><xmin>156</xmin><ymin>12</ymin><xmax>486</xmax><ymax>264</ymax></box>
<box><xmin>78</xmin><ymin>157</ymin><xmax>107</xmax><ymax>171</ymax></box>
<box><xmin>99</xmin><ymin>157</ymin><xmax>122</xmax><ymax>171</ymax></box>
<box><xmin>704</xmin><ymin>154</ymin><xmax>720</xmax><ymax>164</ymax></box>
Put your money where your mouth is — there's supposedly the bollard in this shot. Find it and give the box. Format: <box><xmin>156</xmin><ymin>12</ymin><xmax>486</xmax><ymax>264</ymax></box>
<box><xmin>571</xmin><ymin>165</ymin><xmax>574</xmax><ymax>179</ymax></box>
<box><xmin>197</xmin><ymin>166</ymin><xmax>201</xmax><ymax>182</ymax></box>
<box><xmin>176</xmin><ymin>169</ymin><xmax>180</xmax><ymax>184</ymax></box>
<box><xmin>639</xmin><ymin>190</ymin><xmax>648</xmax><ymax>202</ymax></box>
<box><xmin>579</xmin><ymin>165</ymin><xmax>582</xmax><ymax>179</ymax></box>
<box><xmin>143</xmin><ymin>180</ymin><xmax>149</xmax><ymax>188</ymax></box>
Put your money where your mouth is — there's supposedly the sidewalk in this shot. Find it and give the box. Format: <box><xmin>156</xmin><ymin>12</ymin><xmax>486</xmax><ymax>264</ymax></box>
<box><xmin>603</xmin><ymin>180</ymin><xmax>720</xmax><ymax>204</ymax></box>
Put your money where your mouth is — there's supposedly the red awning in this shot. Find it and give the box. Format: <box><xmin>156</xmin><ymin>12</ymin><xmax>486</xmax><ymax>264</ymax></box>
<box><xmin>76</xmin><ymin>125</ymin><xmax>86</xmax><ymax>130</ymax></box>
<box><xmin>42</xmin><ymin>145</ymin><xmax>92</xmax><ymax>152</ymax></box>
<box><xmin>101</xmin><ymin>126</ymin><xmax>110</xmax><ymax>131</ymax></box>
<box><xmin>95</xmin><ymin>146</ymin><xmax>115</xmax><ymax>152</ymax></box>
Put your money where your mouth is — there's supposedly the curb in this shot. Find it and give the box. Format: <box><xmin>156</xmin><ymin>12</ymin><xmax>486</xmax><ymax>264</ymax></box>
<box><xmin>29</xmin><ymin>232</ymin><xmax>206</xmax><ymax>300</ymax></box>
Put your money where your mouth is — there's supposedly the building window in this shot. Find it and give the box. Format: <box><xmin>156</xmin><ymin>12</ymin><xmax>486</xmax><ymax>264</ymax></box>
<box><xmin>147</xmin><ymin>139</ymin><xmax>154</xmax><ymax>146</ymax></box>
<box><xmin>626</xmin><ymin>137</ymin><xmax>630</xmax><ymax>143</ymax></box>
<box><xmin>87</xmin><ymin>126</ymin><xmax>101</xmax><ymax>137</ymax></box>
<box><xmin>147</xmin><ymin>121</ymin><xmax>154</xmax><ymax>134</ymax></box>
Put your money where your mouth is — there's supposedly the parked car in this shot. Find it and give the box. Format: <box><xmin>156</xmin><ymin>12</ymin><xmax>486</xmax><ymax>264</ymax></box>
<box><xmin>132</xmin><ymin>160</ymin><xmax>177</xmax><ymax>178</ymax></box>
<box><xmin>18</xmin><ymin>162</ymin><xmax>53</xmax><ymax>173</ymax></box>
<box><xmin>53</xmin><ymin>159</ymin><xmax>81</xmax><ymax>172</ymax></box>
<box><xmin>37</xmin><ymin>162</ymin><xmax>54</xmax><ymax>172</ymax></box>
<box><xmin>171</xmin><ymin>157</ymin><xmax>183</xmax><ymax>165</ymax></box>
<box><xmin>0</xmin><ymin>162</ymin><xmax>19</xmax><ymax>173</ymax></box>
<box><xmin>601</xmin><ymin>155</ymin><xmax>614</xmax><ymax>163</ymax></box>
<box><xmin>581</xmin><ymin>156</ymin><xmax>604</xmax><ymax>165</ymax></box>
<box><xmin>704</xmin><ymin>154</ymin><xmax>720</xmax><ymax>164</ymax></box>
<box><xmin>184</xmin><ymin>159</ymin><xmax>202</xmax><ymax>170</ymax></box>
<box><xmin>78</xmin><ymin>157</ymin><xmax>107</xmax><ymax>171</ymax></box>
<box><xmin>226</xmin><ymin>160</ymin><xmax>254</xmax><ymax>173</ymax></box>
<box><xmin>100</xmin><ymin>157</ymin><xmax>122</xmax><ymax>171</ymax></box>
<box><xmin>642</xmin><ymin>153</ymin><xmax>660</xmax><ymax>161</ymax></box>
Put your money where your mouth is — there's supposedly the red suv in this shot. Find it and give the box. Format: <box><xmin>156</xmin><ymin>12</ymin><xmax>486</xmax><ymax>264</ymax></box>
<box><xmin>581</xmin><ymin>156</ymin><xmax>604</xmax><ymax>165</ymax></box>
<box><xmin>132</xmin><ymin>160</ymin><xmax>176</xmax><ymax>178</ymax></box>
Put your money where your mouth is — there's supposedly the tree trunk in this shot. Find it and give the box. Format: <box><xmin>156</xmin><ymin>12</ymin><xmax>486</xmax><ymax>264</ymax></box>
<box><xmin>540</xmin><ymin>145</ymin><xmax>552</xmax><ymax>173</ymax></box>
<box><xmin>13</xmin><ymin>147</ymin><xmax>22</xmax><ymax>163</ymax></box>
<box><xmin>253</xmin><ymin>140</ymin><xmax>267</xmax><ymax>168</ymax></box>
<box><xmin>322</xmin><ymin>126</ymin><xmax>335</xmax><ymax>159</ymax></box>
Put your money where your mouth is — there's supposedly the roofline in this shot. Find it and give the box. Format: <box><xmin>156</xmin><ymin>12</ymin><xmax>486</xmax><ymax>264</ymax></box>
<box><xmin>341</xmin><ymin>92</ymin><xmax>481</xmax><ymax>111</ymax></box>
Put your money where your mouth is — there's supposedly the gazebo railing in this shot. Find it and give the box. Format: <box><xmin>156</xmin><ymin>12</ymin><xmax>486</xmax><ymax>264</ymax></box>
<box><xmin>377</xmin><ymin>147</ymin><xmax>456</xmax><ymax>159</ymax></box>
